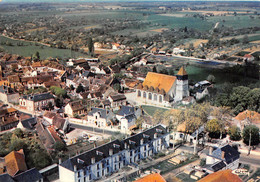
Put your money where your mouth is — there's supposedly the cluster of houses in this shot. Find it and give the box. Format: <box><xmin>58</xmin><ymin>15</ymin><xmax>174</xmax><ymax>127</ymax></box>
<box><xmin>0</xmin><ymin>50</ymin><xmax>248</xmax><ymax>182</ymax></box>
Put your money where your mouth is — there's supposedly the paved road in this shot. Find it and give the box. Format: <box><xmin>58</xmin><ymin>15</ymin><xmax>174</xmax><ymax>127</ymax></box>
<box><xmin>70</xmin><ymin>123</ymin><xmax>118</xmax><ymax>135</ymax></box>
<box><xmin>240</xmin><ymin>154</ymin><xmax>260</xmax><ymax>167</ymax></box>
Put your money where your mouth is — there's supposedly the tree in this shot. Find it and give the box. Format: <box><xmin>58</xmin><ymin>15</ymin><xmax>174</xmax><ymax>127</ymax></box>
<box><xmin>13</xmin><ymin>128</ymin><xmax>23</xmax><ymax>138</ymax></box>
<box><xmin>242</xmin><ymin>35</ymin><xmax>249</xmax><ymax>44</ymax></box>
<box><xmin>207</xmin><ymin>74</ymin><xmax>215</xmax><ymax>83</ymax></box>
<box><xmin>243</xmin><ymin>125</ymin><xmax>259</xmax><ymax>146</ymax></box>
<box><xmin>206</xmin><ymin>119</ymin><xmax>221</xmax><ymax>138</ymax></box>
<box><xmin>32</xmin><ymin>150</ymin><xmax>52</xmax><ymax>168</ymax></box>
<box><xmin>47</xmin><ymin>101</ymin><xmax>54</xmax><ymax>111</ymax></box>
<box><xmin>228</xmin><ymin>126</ymin><xmax>241</xmax><ymax>141</ymax></box>
<box><xmin>113</xmin><ymin>83</ymin><xmax>121</xmax><ymax>92</ymax></box>
<box><xmin>9</xmin><ymin>135</ymin><xmax>26</xmax><ymax>151</ymax></box>
<box><xmin>76</xmin><ymin>84</ymin><xmax>84</xmax><ymax>93</ymax></box>
<box><xmin>53</xmin><ymin>141</ymin><xmax>66</xmax><ymax>152</ymax></box>
<box><xmin>70</xmin><ymin>85</ymin><xmax>75</xmax><ymax>90</ymax></box>
<box><xmin>50</xmin><ymin>86</ymin><xmax>67</xmax><ymax>98</ymax></box>
<box><xmin>88</xmin><ymin>37</ymin><xmax>94</xmax><ymax>56</ymax></box>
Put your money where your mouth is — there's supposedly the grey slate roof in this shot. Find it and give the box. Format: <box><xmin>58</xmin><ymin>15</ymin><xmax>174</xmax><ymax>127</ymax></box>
<box><xmin>88</xmin><ymin>108</ymin><xmax>114</xmax><ymax>120</ymax></box>
<box><xmin>110</xmin><ymin>94</ymin><xmax>126</xmax><ymax>102</ymax></box>
<box><xmin>117</xmin><ymin>106</ymin><xmax>143</xmax><ymax>118</ymax></box>
<box><xmin>209</xmin><ymin>144</ymin><xmax>240</xmax><ymax>164</ymax></box>
<box><xmin>60</xmin><ymin>124</ymin><xmax>168</xmax><ymax>171</ymax></box>
<box><xmin>0</xmin><ymin>174</ymin><xmax>15</xmax><ymax>182</ymax></box>
<box><xmin>13</xmin><ymin>168</ymin><xmax>43</xmax><ymax>182</ymax></box>
<box><xmin>22</xmin><ymin>93</ymin><xmax>54</xmax><ymax>102</ymax></box>
<box><xmin>21</xmin><ymin>118</ymin><xmax>37</xmax><ymax>130</ymax></box>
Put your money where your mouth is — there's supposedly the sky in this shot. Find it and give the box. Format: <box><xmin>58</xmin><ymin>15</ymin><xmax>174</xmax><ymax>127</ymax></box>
<box><xmin>0</xmin><ymin>0</ymin><xmax>259</xmax><ymax>2</ymax></box>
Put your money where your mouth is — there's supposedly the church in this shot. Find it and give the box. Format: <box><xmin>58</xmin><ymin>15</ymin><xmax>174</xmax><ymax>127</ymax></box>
<box><xmin>136</xmin><ymin>66</ymin><xmax>189</xmax><ymax>107</ymax></box>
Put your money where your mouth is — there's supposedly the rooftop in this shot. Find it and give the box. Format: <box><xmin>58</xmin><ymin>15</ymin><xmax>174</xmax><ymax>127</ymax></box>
<box><xmin>142</xmin><ymin>72</ymin><xmax>176</xmax><ymax>93</ymax></box>
<box><xmin>198</xmin><ymin>169</ymin><xmax>242</xmax><ymax>182</ymax></box>
<box><xmin>134</xmin><ymin>173</ymin><xmax>166</xmax><ymax>182</ymax></box>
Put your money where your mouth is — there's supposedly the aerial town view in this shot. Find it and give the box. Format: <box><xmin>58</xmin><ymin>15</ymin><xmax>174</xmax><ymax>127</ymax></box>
<box><xmin>0</xmin><ymin>0</ymin><xmax>259</xmax><ymax>181</ymax></box>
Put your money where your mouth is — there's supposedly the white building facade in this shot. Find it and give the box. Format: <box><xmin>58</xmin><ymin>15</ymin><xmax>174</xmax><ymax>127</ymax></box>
<box><xmin>59</xmin><ymin>124</ymin><xmax>170</xmax><ymax>182</ymax></box>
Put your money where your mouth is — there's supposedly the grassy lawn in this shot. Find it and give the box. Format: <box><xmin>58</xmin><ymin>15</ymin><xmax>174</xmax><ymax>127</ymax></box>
<box><xmin>176</xmin><ymin>173</ymin><xmax>196</xmax><ymax>182</ymax></box>
<box><xmin>141</xmin><ymin>105</ymin><xmax>169</xmax><ymax>116</ymax></box>
<box><xmin>0</xmin><ymin>35</ymin><xmax>87</xmax><ymax>59</ymax></box>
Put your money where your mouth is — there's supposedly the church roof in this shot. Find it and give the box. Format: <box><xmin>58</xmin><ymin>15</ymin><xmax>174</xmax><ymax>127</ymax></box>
<box><xmin>177</xmin><ymin>66</ymin><xmax>187</xmax><ymax>76</ymax></box>
<box><xmin>142</xmin><ymin>72</ymin><xmax>176</xmax><ymax>93</ymax></box>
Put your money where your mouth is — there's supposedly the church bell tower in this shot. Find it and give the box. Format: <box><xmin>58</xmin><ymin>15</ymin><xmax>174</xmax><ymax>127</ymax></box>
<box><xmin>175</xmin><ymin>66</ymin><xmax>189</xmax><ymax>101</ymax></box>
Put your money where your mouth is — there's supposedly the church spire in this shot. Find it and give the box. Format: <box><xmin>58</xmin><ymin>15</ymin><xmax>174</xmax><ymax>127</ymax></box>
<box><xmin>177</xmin><ymin>66</ymin><xmax>187</xmax><ymax>76</ymax></box>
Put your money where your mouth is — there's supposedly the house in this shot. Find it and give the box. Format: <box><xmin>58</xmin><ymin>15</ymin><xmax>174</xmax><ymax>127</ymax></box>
<box><xmin>36</xmin><ymin>122</ymin><xmax>63</xmax><ymax>152</ymax></box>
<box><xmin>108</xmin><ymin>94</ymin><xmax>127</xmax><ymax>108</ymax></box>
<box><xmin>17</xmin><ymin>117</ymin><xmax>37</xmax><ymax>131</ymax></box>
<box><xmin>198</xmin><ymin>169</ymin><xmax>242</xmax><ymax>182</ymax></box>
<box><xmin>134</xmin><ymin>173</ymin><xmax>166</xmax><ymax>182</ymax></box>
<box><xmin>19</xmin><ymin>93</ymin><xmax>55</xmax><ymax>112</ymax></box>
<box><xmin>0</xmin><ymin>174</ymin><xmax>15</xmax><ymax>182</ymax></box>
<box><xmin>87</xmin><ymin>108</ymin><xmax>116</xmax><ymax>127</ymax></box>
<box><xmin>0</xmin><ymin>85</ymin><xmax>20</xmax><ymax>104</ymax></box>
<box><xmin>136</xmin><ymin>67</ymin><xmax>189</xmax><ymax>107</ymax></box>
<box><xmin>4</xmin><ymin>149</ymin><xmax>27</xmax><ymax>177</ymax></box>
<box><xmin>233</xmin><ymin>110</ymin><xmax>260</xmax><ymax>130</ymax></box>
<box><xmin>243</xmin><ymin>54</ymin><xmax>254</xmax><ymax>62</ymax></box>
<box><xmin>59</xmin><ymin>124</ymin><xmax>170</xmax><ymax>182</ymax></box>
<box><xmin>173</xmin><ymin>48</ymin><xmax>185</xmax><ymax>55</ymax></box>
<box><xmin>64</xmin><ymin>101</ymin><xmax>85</xmax><ymax>117</ymax></box>
<box><xmin>206</xmin><ymin>144</ymin><xmax>240</xmax><ymax>173</ymax></box>
<box><xmin>0</xmin><ymin>107</ymin><xmax>19</xmax><ymax>132</ymax></box>
<box><xmin>43</xmin><ymin>111</ymin><xmax>70</xmax><ymax>134</ymax></box>
<box><xmin>13</xmin><ymin>168</ymin><xmax>43</xmax><ymax>182</ymax></box>
<box><xmin>194</xmin><ymin>80</ymin><xmax>212</xmax><ymax>100</ymax></box>
<box><xmin>116</xmin><ymin>106</ymin><xmax>143</xmax><ymax>132</ymax></box>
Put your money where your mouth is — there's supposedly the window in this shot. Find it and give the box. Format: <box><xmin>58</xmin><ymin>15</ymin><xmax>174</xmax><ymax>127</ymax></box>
<box><xmin>138</xmin><ymin>90</ymin><xmax>141</xmax><ymax>97</ymax></box>
<box><xmin>130</xmin><ymin>151</ymin><xmax>133</xmax><ymax>156</ymax></box>
<box><xmin>107</xmin><ymin>167</ymin><xmax>109</xmax><ymax>173</ymax></box>
<box><xmin>154</xmin><ymin>94</ymin><xmax>157</xmax><ymax>101</ymax></box>
<box><xmin>97</xmin><ymin>172</ymin><xmax>100</xmax><ymax>178</ymax></box>
<box><xmin>78</xmin><ymin>171</ymin><xmax>80</xmax><ymax>177</ymax></box>
<box><xmin>97</xmin><ymin>164</ymin><xmax>99</xmax><ymax>170</ymax></box>
<box><xmin>143</xmin><ymin>92</ymin><xmax>146</xmax><ymax>98</ymax></box>
<box><xmin>144</xmin><ymin>145</ymin><xmax>146</xmax><ymax>151</ymax></box>
<box><xmin>159</xmin><ymin>96</ymin><xmax>162</xmax><ymax>103</ymax></box>
<box><xmin>107</xmin><ymin>160</ymin><xmax>109</xmax><ymax>165</ymax></box>
<box><xmin>148</xmin><ymin>93</ymin><xmax>152</xmax><ymax>100</ymax></box>
<box><xmin>89</xmin><ymin>174</ymin><xmax>92</xmax><ymax>181</ymax></box>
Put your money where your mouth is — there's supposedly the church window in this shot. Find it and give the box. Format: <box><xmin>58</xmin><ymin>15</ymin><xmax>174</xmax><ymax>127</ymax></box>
<box><xmin>138</xmin><ymin>90</ymin><xmax>141</xmax><ymax>97</ymax></box>
<box><xmin>159</xmin><ymin>96</ymin><xmax>162</xmax><ymax>103</ymax></box>
<box><xmin>154</xmin><ymin>94</ymin><xmax>157</xmax><ymax>101</ymax></box>
<box><xmin>148</xmin><ymin>93</ymin><xmax>152</xmax><ymax>100</ymax></box>
<box><xmin>143</xmin><ymin>92</ymin><xmax>146</xmax><ymax>98</ymax></box>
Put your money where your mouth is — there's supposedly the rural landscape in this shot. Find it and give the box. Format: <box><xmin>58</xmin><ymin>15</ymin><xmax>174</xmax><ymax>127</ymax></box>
<box><xmin>0</xmin><ymin>0</ymin><xmax>259</xmax><ymax>182</ymax></box>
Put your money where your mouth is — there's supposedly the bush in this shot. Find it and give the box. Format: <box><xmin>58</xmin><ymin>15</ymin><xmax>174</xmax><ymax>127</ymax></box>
<box><xmin>243</xmin><ymin>125</ymin><xmax>259</xmax><ymax>146</ymax></box>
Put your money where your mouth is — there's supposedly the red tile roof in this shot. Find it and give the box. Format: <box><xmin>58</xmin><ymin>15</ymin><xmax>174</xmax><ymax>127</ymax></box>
<box><xmin>4</xmin><ymin>149</ymin><xmax>27</xmax><ymax>177</ymax></box>
<box><xmin>135</xmin><ymin>173</ymin><xmax>166</xmax><ymax>182</ymax></box>
<box><xmin>198</xmin><ymin>169</ymin><xmax>242</xmax><ymax>182</ymax></box>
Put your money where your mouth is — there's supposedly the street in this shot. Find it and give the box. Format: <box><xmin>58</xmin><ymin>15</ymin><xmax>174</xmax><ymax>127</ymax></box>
<box><xmin>70</xmin><ymin>123</ymin><xmax>119</xmax><ymax>135</ymax></box>
<box><xmin>240</xmin><ymin>154</ymin><xmax>260</xmax><ymax>167</ymax></box>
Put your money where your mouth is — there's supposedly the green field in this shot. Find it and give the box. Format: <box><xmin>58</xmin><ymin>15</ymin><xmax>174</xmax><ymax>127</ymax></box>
<box><xmin>141</xmin><ymin>105</ymin><xmax>169</xmax><ymax>116</ymax></box>
<box><xmin>0</xmin><ymin>36</ymin><xmax>87</xmax><ymax>59</ymax></box>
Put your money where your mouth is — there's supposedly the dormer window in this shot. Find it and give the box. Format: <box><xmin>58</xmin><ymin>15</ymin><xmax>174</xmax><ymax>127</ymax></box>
<box><xmin>113</xmin><ymin>144</ymin><xmax>120</xmax><ymax>148</ymax></box>
<box><xmin>91</xmin><ymin>157</ymin><xmax>95</xmax><ymax>164</ymax></box>
<box><xmin>77</xmin><ymin>158</ymin><xmax>84</xmax><ymax>164</ymax></box>
<box><xmin>129</xmin><ymin>140</ymin><xmax>136</xmax><ymax>145</ymax></box>
<box><xmin>143</xmin><ymin>134</ymin><xmax>149</xmax><ymax>138</ymax></box>
<box><xmin>109</xmin><ymin>149</ymin><xmax>113</xmax><ymax>156</ymax></box>
<box><xmin>96</xmin><ymin>151</ymin><xmax>103</xmax><ymax>156</ymax></box>
<box><xmin>156</xmin><ymin>129</ymin><xmax>162</xmax><ymax>133</ymax></box>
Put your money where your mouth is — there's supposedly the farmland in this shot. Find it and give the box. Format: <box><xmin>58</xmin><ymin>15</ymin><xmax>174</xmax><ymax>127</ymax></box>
<box><xmin>0</xmin><ymin>35</ymin><xmax>87</xmax><ymax>59</ymax></box>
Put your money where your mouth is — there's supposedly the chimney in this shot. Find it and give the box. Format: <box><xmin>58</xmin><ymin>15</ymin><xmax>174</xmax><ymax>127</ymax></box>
<box><xmin>106</xmin><ymin>110</ymin><xmax>109</xmax><ymax>114</ymax></box>
<box><xmin>109</xmin><ymin>149</ymin><xmax>113</xmax><ymax>156</ymax></box>
<box><xmin>74</xmin><ymin>165</ymin><xmax>77</xmax><ymax>172</ymax></box>
<box><xmin>59</xmin><ymin>158</ymin><xmax>62</xmax><ymax>165</ymax></box>
<box><xmin>124</xmin><ymin>142</ymin><xmax>128</xmax><ymax>149</ymax></box>
<box><xmin>209</xmin><ymin>147</ymin><xmax>213</xmax><ymax>155</ymax></box>
<box><xmin>91</xmin><ymin>157</ymin><xmax>95</xmax><ymax>164</ymax></box>
<box><xmin>221</xmin><ymin>151</ymin><xmax>225</xmax><ymax>159</ymax></box>
<box><xmin>94</xmin><ymin>142</ymin><xmax>97</xmax><ymax>148</ymax></box>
